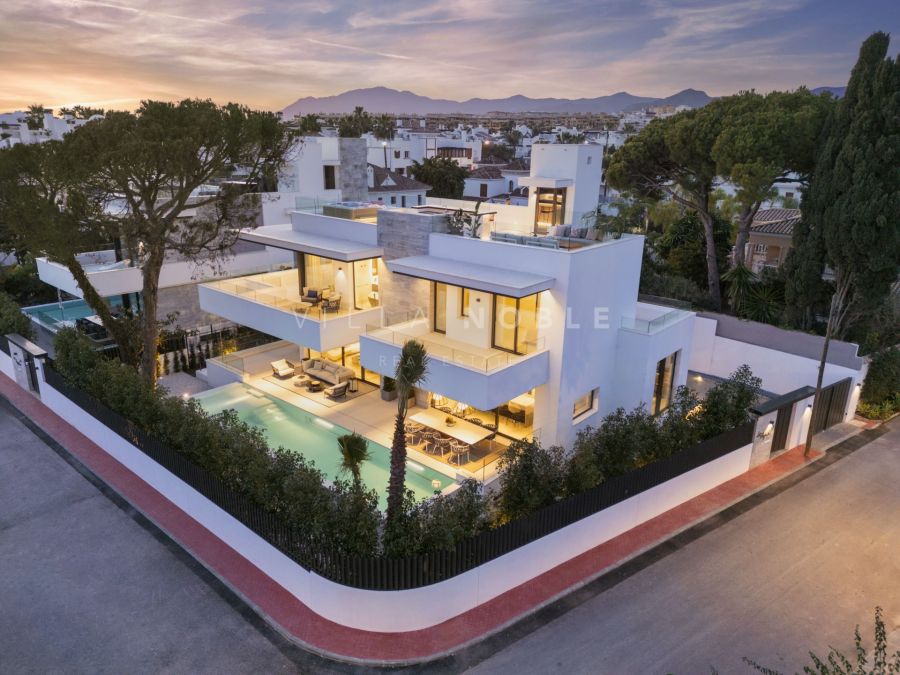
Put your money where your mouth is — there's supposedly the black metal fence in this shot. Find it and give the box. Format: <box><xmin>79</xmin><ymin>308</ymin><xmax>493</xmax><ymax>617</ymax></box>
<box><xmin>43</xmin><ymin>364</ymin><xmax>753</xmax><ymax>590</ymax></box>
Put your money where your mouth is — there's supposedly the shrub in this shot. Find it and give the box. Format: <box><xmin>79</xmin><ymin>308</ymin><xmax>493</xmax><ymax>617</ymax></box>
<box><xmin>0</xmin><ymin>290</ymin><xmax>33</xmax><ymax>339</ymax></box>
<box><xmin>496</xmin><ymin>439</ymin><xmax>568</xmax><ymax>522</ymax></box>
<box><xmin>695</xmin><ymin>365</ymin><xmax>761</xmax><ymax>439</ymax></box>
<box><xmin>857</xmin><ymin>397</ymin><xmax>899</xmax><ymax>421</ymax></box>
<box><xmin>861</xmin><ymin>347</ymin><xmax>900</xmax><ymax>405</ymax></box>
<box><xmin>383</xmin><ymin>480</ymin><xmax>489</xmax><ymax>557</ymax></box>
<box><xmin>52</xmin><ymin>329</ymin><xmax>381</xmax><ymax>557</ymax></box>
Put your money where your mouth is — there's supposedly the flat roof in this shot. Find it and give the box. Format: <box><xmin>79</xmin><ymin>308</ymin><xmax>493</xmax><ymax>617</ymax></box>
<box><xmin>519</xmin><ymin>176</ymin><xmax>574</xmax><ymax>189</ymax></box>
<box><xmin>386</xmin><ymin>255</ymin><xmax>554</xmax><ymax>297</ymax></box>
<box><xmin>239</xmin><ymin>224</ymin><xmax>383</xmax><ymax>262</ymax></box>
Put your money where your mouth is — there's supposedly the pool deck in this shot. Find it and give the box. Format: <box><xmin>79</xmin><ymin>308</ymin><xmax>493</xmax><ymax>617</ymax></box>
<box><xmin>243</xmin><ymin>374</ymin><xmax>501</xmax><ymax>483</ymax></box>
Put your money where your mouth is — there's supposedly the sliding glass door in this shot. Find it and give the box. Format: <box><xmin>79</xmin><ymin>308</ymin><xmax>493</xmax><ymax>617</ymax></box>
<box><xmin>534</xmin><ymin>188</ymin><xmax>566</xmax><ymax>235</ymax></box>
<box><xmin>492</xmin><ymin>293</ymin><xmax>540</xmax><ymax>355</ymax></box>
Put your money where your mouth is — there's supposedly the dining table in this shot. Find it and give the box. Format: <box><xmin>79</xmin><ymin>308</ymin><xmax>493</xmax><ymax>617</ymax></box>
<box><xmin>409</xmin><ymin>407</ymin><xmax>493</xmax><ymax>445</ymax></box>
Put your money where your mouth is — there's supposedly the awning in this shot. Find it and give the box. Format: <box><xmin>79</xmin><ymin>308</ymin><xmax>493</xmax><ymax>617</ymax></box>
<box><xmin>386</xmin><ymin>255</ymin><xmax>554</xmax><ymax>297</ymax></box>
<box><xmin>239</xmin><ymin>224</ymin><xmax>383</xmax><ymax>262</ymax></box>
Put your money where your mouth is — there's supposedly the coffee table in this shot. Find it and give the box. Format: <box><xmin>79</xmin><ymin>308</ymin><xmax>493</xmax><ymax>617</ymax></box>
<box><xmin>306</xmin><ymin>380</ymin><xmax>324</xmax><ymax>393</ymax></box>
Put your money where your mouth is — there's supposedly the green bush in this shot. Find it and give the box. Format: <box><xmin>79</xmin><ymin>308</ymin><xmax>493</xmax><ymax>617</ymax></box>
<box><xmin>857</xmin><ymin>397</ymin><xmax>899</xmax><ymax>421</ymax></box>
<box><xmin>0</xmin><ymin>290</ymin><xmax>33</xmax><ymax>339</ymax></box>
<box><xmin>695</xmin><ymin>365</ymin><xmax>761</xmax><ymax>439</ymax></box>
<box><xmin>496</xmin><ymin>439</ymin><xmax>568</xmax><ymax>522</ymax></box>
<box><xmin>861</xmin><ymin>347</ymin><xmax>900</xmax><ymax>405</ymax></box>
<box><xmin>53</xmin><ymin>329</ymin><xmax>382</xmax><ymax>556</ymax></box>
<box><xmin>384</xmin><ymin>480</ymin><xmax>489</xmax><ymax>557</ymax></box>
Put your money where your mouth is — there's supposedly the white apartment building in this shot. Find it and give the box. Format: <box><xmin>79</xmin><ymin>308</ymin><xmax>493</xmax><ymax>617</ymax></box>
<box><xmin>0</xmin><ymin>110</ymin><xmax>99</xmax><ymax>149</ymax></box>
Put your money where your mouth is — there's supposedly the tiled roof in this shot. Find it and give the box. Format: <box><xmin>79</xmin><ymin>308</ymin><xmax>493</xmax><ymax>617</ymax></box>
<box><xmin>368</xmin><ymin>164</ymin><xmax>430</xmax><ymax>193</ymax></box>
<box><xmin>754</xmin><ymin>208</ymin><xmax>801</xmax><ymax>223</ymax></box>
<box><xmin>751</xmin><ymin>208</ymin><xmax>801</xmax><ymax>236</ymax></box>
<box><xmin>468</xmin><ymin>166</ymin><xmax>504</xmax><ymax>180</ymax></box>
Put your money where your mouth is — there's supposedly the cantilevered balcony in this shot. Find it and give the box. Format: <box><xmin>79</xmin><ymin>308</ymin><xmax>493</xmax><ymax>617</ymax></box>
<box><xmin>199</xmin><ymin>268</ymin><xmax>382</xmax><ymax>352</ymax></box>
<box><xmin>360</xmin><ymin>317</ymin><xmax>549</xmax><ymax>411</ymax></box>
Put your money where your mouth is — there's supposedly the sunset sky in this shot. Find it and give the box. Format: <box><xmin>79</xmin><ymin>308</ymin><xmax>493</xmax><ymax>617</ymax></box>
<box><xmin>1</xmin><ymin>0</ymin><xmax>897</xmax><ymax>113</ymax></box>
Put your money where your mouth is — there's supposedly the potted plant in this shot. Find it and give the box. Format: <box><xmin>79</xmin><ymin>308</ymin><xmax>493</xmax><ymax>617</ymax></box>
<box><xmin>381</xmin><ymin>376</ymin><xmax>397</xmax><ymax>401</ymax></box>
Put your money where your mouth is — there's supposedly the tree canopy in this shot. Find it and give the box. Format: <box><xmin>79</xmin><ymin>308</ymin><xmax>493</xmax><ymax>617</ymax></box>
<box><xmin>409</xmin><ymin>157</ymin><xmax>467</xmax><ymax>199</ymax></box>
<box><xmin>785</xmin><ymin>32</ymin><xmax>899</xmax><ymax>337</ymax></box>
<box><xmin>0</xmin><ymin>99</ymin><xmax>297</xmax><ymax>385</ymax></box>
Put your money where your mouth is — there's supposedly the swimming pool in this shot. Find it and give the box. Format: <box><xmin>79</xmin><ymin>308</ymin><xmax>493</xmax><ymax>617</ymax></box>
<box><xmin>193</xmin><ymin>382</ymin><xmax>454</xmax><ymax>507</ymax></box>
<box><xmin>24</xmin><ymin>297</ymin><xmax>123</xmax><ymax>331</ymax></box>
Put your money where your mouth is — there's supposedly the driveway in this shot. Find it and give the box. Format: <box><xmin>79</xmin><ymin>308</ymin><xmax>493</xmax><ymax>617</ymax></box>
<box><xmin>464</xmin><ymin>419</ymin><xmax>900</xmax><ymax>674</ymax></box>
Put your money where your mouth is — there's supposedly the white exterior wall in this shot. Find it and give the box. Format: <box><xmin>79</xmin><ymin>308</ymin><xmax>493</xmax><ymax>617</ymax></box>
<box><xmin>426</xmin><ymin>233</ymin><xmax>644</xmax><ymax>448</ymax></box>
<box><xmin>370</xmin><ymin>190</ymin><xmax>426</xmax><ymax>208</ymax></box>
<box><xmin>614</xmin><ymin>314</ymin><xmax>695</xmax><ymax>413</ymax></box>
<box><xmin>278</xmin><ymin>137</ymin><xmax>342</xmax><ymax>201</ymax></box>
<box><xmin>689</xmin><ymin>316</ymin><xmax>866</xmax><ymax>424</ymax></box>
<box><xmin>34</xmin><ymin>360</ymin><xmax>752</xmax><ymax>633</ymax></box>
<box><xmin>463</xmin><ymin>177</ymin><xmax>506</xmax><ymax>199</ymax></box>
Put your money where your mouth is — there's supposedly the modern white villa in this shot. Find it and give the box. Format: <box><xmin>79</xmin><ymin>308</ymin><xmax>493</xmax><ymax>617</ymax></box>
<box><xmin>148</xmin><ymin>142</ymin><xmax>866</xmax><ymax>488</ymax></box>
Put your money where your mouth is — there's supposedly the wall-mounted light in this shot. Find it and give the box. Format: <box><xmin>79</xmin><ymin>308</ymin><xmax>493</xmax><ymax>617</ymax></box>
<box><xmin>807</xmin><ymin>403</ymin><xmax>813</xmax><ymax>409</ymax></box>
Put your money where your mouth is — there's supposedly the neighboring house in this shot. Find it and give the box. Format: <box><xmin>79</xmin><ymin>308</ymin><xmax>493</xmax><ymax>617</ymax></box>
<box><xmin>366</xmin><ymin>164</ymin><xmax>430</xmax><ymax>207</ymax></box>
<box><xmin>744</xmin><ymin>208</ymin><xmax>801</xmax><ymax>274</ymax></box>
<box><xmin>27</xmin><ymin>139</ymin><xmax>372</xmax><ymax>336</ymax></box>
<box><xmin>464</xmin><ymin>166</ymin><xmax>506</xmax><ymax>199</ymax></box>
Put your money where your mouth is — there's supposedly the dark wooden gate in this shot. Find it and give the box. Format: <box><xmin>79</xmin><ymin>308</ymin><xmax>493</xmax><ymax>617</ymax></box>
<box><xmin>771</xmin><ymin>403</ymin><xmax>793</xmax><ymax>452</ymax></box>
<box><xmin>810</xmin><ymin>377</ymin><xmax>852</xmax><ymax>434</ymax></box>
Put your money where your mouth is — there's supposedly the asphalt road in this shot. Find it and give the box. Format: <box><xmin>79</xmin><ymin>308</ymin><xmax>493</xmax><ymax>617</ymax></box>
<box><xmin>465</xmin><ymin>419</ymin><xmax>900</xmax><ymax>675</ymax></box>
<box><xmin>0</xmin><ymin>400</ymin><xmax>321</xmax><ymax>674</ymax></box>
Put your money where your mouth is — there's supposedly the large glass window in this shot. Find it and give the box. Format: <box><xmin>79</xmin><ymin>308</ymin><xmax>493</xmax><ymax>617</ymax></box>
<box><xmin>433</xmin><ymin>282</ymin><xmax>447</xmax><ymax>333</ymax></box>
<box><xmin>352</xmin><ymin>258</ymin><xmax>379</xmax><ymax>310</ymax></box>
<box><xmin>492</xmin><ymin>293</ymin><xmax>540</xmax><ymax>355</ymax></box>
<box><xmin>534</xmin><ymin>187</ymin><xmax>566</xmax><ymax>234</ymax></box>
<box><xmin>651</xmin><ymin>351</ymin><xmax>678</xmax><ymax>415</ymax></box>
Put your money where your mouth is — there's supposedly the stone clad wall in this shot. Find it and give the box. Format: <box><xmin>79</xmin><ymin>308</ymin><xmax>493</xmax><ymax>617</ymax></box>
<box><xmin>338</xmin><ymin>138</ymin><xmax>369</xmax><ymax>201</ymax></box>
<box><xmin>376</xmin><ymin>210</ymin><xmax>448</xmax><ymax>322</ymax></box>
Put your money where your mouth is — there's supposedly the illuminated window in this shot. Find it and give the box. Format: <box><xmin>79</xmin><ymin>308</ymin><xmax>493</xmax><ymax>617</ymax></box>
<box><xmin>573</xmin><ymin>389</ymin><xmax>598</xmax><ymax>419</ymax></box>
<box><xmin>460</xmin><ymin>288</ymin><xmax>471</xmax><ymax>317</ymax></box>
<box><xmin>651</xmin><ymin>351</ymin><xmax>678</xmax><ymax>414</ymax></box>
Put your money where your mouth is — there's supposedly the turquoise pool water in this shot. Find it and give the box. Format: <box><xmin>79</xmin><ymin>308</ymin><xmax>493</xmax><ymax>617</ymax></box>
<box><xmin>193</xmin><ymin>382</ymin><xmax>453</xmax><ymax>507</ymax></box>
<box><xmin>24</xmin><ymin>297</ymin><xmax>123</xmax><ymax>331</ymax></box>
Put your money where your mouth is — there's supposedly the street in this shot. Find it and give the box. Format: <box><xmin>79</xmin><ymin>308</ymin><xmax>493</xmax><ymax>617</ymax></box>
<box><xmin>464</xmin><ymin>420</ymin><xmax>900</xmax><ymax>674</ymax></box>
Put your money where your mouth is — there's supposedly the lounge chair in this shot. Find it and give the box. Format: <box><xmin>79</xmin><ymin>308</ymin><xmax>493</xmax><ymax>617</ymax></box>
<box><xmin>324</xmin><ymin>381</ymin><xmax>350</xmax><ymax>400</ymax></box>
<box><xmin>271</xmin><ymin>359</ymin><xmax>295</xmax><ymax>379</ymax></box>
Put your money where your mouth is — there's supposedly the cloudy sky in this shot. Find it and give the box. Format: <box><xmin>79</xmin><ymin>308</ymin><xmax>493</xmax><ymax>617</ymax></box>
<box><xmin>1</xmin><ymin>0</ymin><xmax>897</xmax><ymax>112</ymax></box>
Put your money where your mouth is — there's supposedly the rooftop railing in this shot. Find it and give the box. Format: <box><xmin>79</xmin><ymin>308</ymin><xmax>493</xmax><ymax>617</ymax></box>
<box><xmin>364</xmin><ymin>315</ymin><xmax>545</xmax><ymax>373</ymax></box>
<box><xmin>620</xmin><ymin>308</ymin><xmax>691</xmax><ymax>334</ymax></box>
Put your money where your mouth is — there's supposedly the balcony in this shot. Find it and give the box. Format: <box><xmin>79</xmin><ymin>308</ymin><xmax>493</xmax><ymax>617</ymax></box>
<box><xmin>199</xmin><ymin>269</ymin><xmax>382</xmax><ymax>352</ymax></box>
<box><xmin>360</xmin><ymin>317</ymin><xmax>549</xmax><ymax>411</ymax></box>
<box><xmin>36</xmin><ymin>254</ymin><xmax>141</xmax><ymax>298</ymax></box>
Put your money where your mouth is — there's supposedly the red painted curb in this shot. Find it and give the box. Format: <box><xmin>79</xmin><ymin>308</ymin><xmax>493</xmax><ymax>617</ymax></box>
<box><xmin>0</xmin><ymin>373</ymin><xmax>822</xmax><ymax>664</ymax></box>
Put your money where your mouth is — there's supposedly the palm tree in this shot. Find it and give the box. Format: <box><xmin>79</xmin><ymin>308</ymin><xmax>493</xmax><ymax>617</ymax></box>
<box><xmin>25</xmin><ymin>104</ymin><xmax>46</xmax><ymax>131</ymax></box>
<box><xmin>385</xmin><ymin>340</ymin><xmax>429</xmax><ymax>525</ymax></box>
<box><xmin>337</xmin><ymin>431</ymin><xmax>370</xmax><ymax>487</ymax></box>
<box><xmin>722</xmin><ymin>265</ymin><xmax>757</xmax><ymax>313</ymax></box>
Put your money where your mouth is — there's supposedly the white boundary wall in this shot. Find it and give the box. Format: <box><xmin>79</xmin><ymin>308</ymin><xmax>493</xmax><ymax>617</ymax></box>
<box><xmin>34</xmin><ymin>360</ymin><xmax>752</xmax><ymax>633</ymax></box>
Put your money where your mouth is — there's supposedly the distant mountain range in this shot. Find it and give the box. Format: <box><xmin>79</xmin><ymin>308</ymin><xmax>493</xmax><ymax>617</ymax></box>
<box><xmin>282</xmin><ymin>86</ymin><xmax>714</xmax><ymax>117</ymax></box>
<box><xmin>811</xmin><ymin>86</ymin><xmax>846</xmax><ymax>97</ymax></box>
<box><xmin>282</xmin><ymin>85</ymin><xmax>848</xmax><ymax>117</ymax></box>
